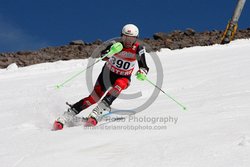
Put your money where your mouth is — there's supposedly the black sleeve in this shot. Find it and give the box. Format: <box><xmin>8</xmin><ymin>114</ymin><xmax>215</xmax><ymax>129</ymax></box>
<box><xmin>100</xmin><ymin>40</ymin><xmax>117</xmax><ymax>60</ymax></box>
<box><xmin>136</xmin><ymin>45</ymin><xmax>149</xmax><ymax>73</ymax></box>
<box><xmin>100</xmin><ymin>44</ymin><xmax>112</xmax><ymax>59</ymax></box>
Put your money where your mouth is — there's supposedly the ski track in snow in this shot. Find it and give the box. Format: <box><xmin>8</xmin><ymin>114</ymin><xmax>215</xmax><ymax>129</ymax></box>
<box><xmin>0</xmin><ymin>39</ymin><xmax>250</xmax><ymax>167</ymax></box>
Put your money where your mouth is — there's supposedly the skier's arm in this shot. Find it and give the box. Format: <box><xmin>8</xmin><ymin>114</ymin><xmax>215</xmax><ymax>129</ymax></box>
<box><xmin>100</xmin><ymin>45</ymin><xmax>112</xmax><ymax>61</ymax></box>
<box><xmin>135</xmin><ymin>45</ymin><xmax>149</xmax><ymax>81</ymax></box>
<box><xmin>136</xmin><ymin>45</ymin><xmax>149</xmax><ymax>73</ymax></box>
<box><xmin>100</xmin><ymin>40</ymin><xmax>117</xmax><ymax>61</ymax></box>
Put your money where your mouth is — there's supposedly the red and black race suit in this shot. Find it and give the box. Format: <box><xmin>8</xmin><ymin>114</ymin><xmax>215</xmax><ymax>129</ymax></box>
<box><xmin>71</xmin><ymin>41</ymin><xmax>149</xmax><ymax>113</ymax></box>
<box><xmin>102</xmin><ymin>41</ymin><xmax>149</xmax><ymax>76</ymax></box>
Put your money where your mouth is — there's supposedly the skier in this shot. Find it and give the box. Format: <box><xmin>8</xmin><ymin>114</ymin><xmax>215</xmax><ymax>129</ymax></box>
<box><xmin>54</xmin><ymin>24</ymin><xmax>149</xmax><ymax>129</ymax></box>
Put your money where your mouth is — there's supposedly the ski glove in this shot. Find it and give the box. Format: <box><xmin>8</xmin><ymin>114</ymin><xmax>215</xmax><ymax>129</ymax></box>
<box><xmin>136</xmin><ymin>68</ymin><xmax>148</xmax><ymax>81</ymax></box>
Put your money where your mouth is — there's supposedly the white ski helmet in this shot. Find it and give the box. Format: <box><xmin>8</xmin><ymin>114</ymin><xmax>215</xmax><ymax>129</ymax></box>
<box><xmin>121</xmin><ymin>24</ymin><xmax>139</xmax><ymax>37</ymax></box>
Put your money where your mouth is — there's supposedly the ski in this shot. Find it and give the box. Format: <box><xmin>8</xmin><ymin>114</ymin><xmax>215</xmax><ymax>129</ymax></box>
<box><xmin>52</xmin><ymin>110</ymin><xmax>132</xmax><ymax>131</ymax></box>
<box><xmin>52</xmin><ymin>109</ymin><xmax>134</xmax><ymax>131</ymax></box>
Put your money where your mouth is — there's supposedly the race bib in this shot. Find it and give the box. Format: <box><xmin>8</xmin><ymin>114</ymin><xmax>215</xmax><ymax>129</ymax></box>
<box><xmin>106</xmin><ymin>56</ymin><xmax>136</xmax><ymax>75</ymax></box>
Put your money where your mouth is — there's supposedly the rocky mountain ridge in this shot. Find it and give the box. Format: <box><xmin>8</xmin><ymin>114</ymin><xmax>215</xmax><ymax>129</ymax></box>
<box><xmin>1</xmin><ymin>28</ymin><xmax>250</xmax><ymax>68</ymax></box>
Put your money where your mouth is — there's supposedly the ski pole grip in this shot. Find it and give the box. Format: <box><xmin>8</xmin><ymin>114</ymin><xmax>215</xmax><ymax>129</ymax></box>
<box><xmin>109</xmin><ymin>42</ymin><xmax>123</xmax><ymax>55</ymax></box>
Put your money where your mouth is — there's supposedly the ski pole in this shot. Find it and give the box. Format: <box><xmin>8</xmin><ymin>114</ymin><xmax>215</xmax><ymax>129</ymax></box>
<box><xmin>145</xmin><ymin>77</ymin><xmax>187</xmax><ymax>111</ymax></box>
<box><xmin>55</xmin><ymin>42</ymin><xmax>123</xmax><ymax>89</ymax></box>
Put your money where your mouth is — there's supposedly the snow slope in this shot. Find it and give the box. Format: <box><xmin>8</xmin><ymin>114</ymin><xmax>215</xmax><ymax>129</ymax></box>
<box><xmin>0</xmin><ymin>39</ymin><xmax>250</xmax><ymax>167</ymax></box>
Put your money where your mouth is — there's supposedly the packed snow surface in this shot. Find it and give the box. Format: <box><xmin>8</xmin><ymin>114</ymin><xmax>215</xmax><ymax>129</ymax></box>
<box><xmin>0</xmin><ymin>39</ymin><xmax>250</xmax><ymax>167</ymax></box>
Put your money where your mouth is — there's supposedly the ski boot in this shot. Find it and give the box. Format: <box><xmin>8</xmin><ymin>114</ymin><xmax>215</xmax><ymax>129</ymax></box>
<box><xmin>85</xmin><ymin>100</ymin><xmax>111</xmax><ymax>127</ymax></box>
<box><xmin>53</xmin><ymin>106</ymin><xmax>78</xmax><ymax>130</ymax></box>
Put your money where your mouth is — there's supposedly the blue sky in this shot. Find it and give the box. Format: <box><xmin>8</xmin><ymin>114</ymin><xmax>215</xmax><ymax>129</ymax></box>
<box><xmin>0</xmin><ymin>0</ymin><xmax>249</xmax><ymax>53</ymax></box>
